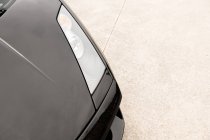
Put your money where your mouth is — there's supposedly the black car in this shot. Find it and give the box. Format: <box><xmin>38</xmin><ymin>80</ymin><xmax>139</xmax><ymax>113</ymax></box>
<box><xmin>0</xmin><ymin>0</ymin><xmax>124</xmax><ymax>139</ymax></box>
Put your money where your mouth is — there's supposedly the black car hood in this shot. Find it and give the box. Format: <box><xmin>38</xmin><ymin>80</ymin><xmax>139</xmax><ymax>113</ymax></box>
<box><xmin>0</xmin><ymin>0</ymin><xmax>95</xmax><ymax>139</ymax></box>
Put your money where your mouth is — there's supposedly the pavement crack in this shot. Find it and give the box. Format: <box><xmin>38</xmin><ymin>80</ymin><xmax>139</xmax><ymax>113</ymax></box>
<box><xmin>103</xmin><ymin>0</ymin><xmax>127</xmax><ymax>53</ymax></box>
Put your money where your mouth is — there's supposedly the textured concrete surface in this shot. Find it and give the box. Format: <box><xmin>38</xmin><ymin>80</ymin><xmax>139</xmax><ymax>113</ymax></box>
<box><xmin>65</xmin><ymin>0</ymin><xmax>210</xmax><ymax>139</ymax></box>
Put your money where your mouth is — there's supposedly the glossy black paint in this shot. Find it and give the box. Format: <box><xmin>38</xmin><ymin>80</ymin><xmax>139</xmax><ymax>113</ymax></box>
<box><xmin>93</xmin><ymin>69</ymin><xmax>113</xmax><ymax>109</ymax></box>
<box><xmin>79</xmin><ymin>81</ymin><xmax>121</xmax><ymax>140</ymax></box>
<box><xmin>0</xmin><ymin>0</ymin><xmax>95</xmax><ymax>139</ymax></box>
<box><xmin>0</xmin><ymin>0</ymin><xmax>124</xmax><ymax>139</ymax></box>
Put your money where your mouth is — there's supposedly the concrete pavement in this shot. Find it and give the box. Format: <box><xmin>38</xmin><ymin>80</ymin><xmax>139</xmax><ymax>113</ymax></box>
<box><xmin>65</xmin><ymin>0</ymin><xmax>210</xmax><ymax>139</ymax></box>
